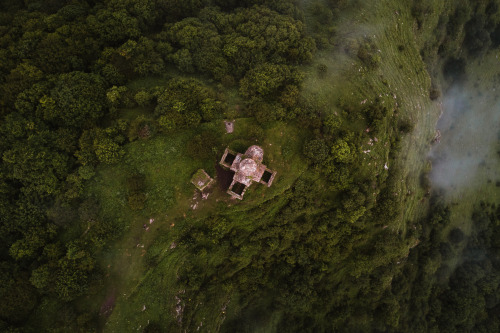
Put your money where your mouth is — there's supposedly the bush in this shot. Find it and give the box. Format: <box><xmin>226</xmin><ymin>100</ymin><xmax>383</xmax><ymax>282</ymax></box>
<box><xmin>134</xmin><ymin>90</ymin><xmax>152</xmax><ymax>106</ymax></box>
<box><xmin>448</xmin><ymin>228</ymin><xmax>464</xmax><ymax>244</ymax></box>
<box><xmin>186</xmin><ymin>130</ymin><xmax>220</xmax><ymax>160</ymax></box>
<box><xmin>398</xmin><ymin>118</ymin><xmax>414</xmax><ymax>134</ymax></box>
<box><xmin>247</xmin><ymin>124</ymin><xmax>265</xmax><ymax>142</ymax></box>
<box><xmin>303</xmin><ymin>139</ymin><xmax>329</xmax><ymax>163</ymax></box>
<box><xmin>239</xmin><ymin>63</ymin><xmax>302</xmax><ymax>98</ymax></box>
<box><xmin>251</xmin><ymin>100</ymin><xmax>277</xmax><ymax>124</ymax></box>
<box><xmin>443</xmin><ymin>57</ymin><xmax>466</xmax><ymax>83</ymax></box>
<box><xmin>323</xmin><ymin>113</ymin><xmax>341</xmax><ymax>134</ymax></box>
<box><xmin>155</xmin><ymin>78</ymin><xmax>221</xmax><ymax>130</ymax></box>
<box><xmin>317</xmin><ymin>63</ymin><xmax>328</xmax><ymax>78</ymax></box>
<box><xmin>331</xmin><ymin>139</ymin><xmax>352</xmax><ymax>163</ymax></box>
<box><xmin>429</xmin><ymin>88</ymin><xmax>441</xmax><ymax>101</ymax></box>
<box><xmin>357</xmin><ymin>39</ymin><xmax>381</xmax><ymax>69</ymax></box>
<box><xmin>128</xmin><ymin>116</ymin><xmax>155</xmax><ymax>141</ymax></box>
<box><xmin>128</xmin><ymin>193</ymin><xmax>147</xmax><ymax>211</ymax></box>
<box><xmin>78</xmin><ymin>198</ymin><xmax>100</xmax><ymax>222</ymax></box>
<box><xmin>126</xmin><ymin>174</ymin><xmax>147</xmax><ymax>210</ymax></box>
<box><xmin>144</xmin><ymin>322</ymin><xmax>165</xmax><ymax>333</ymax></box>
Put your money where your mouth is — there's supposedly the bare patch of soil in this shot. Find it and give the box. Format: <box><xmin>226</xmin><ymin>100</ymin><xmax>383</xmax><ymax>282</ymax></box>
<box><xmin>99</xmin><ymin>289</ymin><xmax>116</xmax><ymax>319</ymax></box>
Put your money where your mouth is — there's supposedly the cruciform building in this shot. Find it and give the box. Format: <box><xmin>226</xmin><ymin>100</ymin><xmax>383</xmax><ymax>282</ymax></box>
<box><xmin>219</xmin><ymin>145</ymin><xmax>276</xmax><ymax>200</ymax></box>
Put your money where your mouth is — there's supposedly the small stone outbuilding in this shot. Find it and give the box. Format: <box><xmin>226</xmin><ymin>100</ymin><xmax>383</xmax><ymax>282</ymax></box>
<box><xmin>219</xmin><ymin>145</ymin><xmax>276</xmax><ymax>200</ymax></box>
<box><xmin>224</xmin><ymin>120</ymin><xmax>235</xmax><ymax>133</ymax></box>
<box><xmin>190</xmin><ymin>169</ymin><xmax>213</xmax><ymax>192</ymax></box>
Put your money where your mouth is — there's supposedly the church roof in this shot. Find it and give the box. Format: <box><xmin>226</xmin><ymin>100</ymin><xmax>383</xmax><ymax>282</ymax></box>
<box><xmin>219</xmin><ymin>145</ymin><xmax>276</xmax><ymax>199</ymax></box>
<box><xmin>245</xmin><ymin>145</ymin><xmax>264</xmax><ymax>162</ymax></box>
<box><xmin>239</xmin><ymin>158</ymin><xmax>257</xmax><ymax>176</ymax></box>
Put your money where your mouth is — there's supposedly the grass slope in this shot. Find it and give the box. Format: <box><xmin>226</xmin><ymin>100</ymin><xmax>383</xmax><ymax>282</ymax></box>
<box><xmin>302</xmin><ymin>0</ymin><xmax>440</xmax><ymax>232</ymax></box>
<box><xmin>85</xmin><ymin>116</ymin><xmax>308</xmax><ymax>331</ymax></box>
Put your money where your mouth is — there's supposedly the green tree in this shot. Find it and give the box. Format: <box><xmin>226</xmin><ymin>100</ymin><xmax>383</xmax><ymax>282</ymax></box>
<box><xmin>44</xmin><ymin>71</ymin><xmax>107</xmax><ymax>127</ymax></box>
<box><xmin>86</xmin><ymin>9</ymin><xmax>140</xmax><ymax>45</ymax></box>
<box><xmin>9</xmin><ymin>225</ymin><xmax>57</xmax><ymax>260</ymax></box>
<box><xmin>116</xmin><ymin>37</ymin><xmax>165</xmax><ymax>75</ymax></box>
<box><xmin>2</xmin><ymin>134</ymin><xmax>69</xmax><ymax>196</ymax></box>
<box><xmin>93</xmin><ymin>135</ymin><xmax>124</xmax><ymax>165</ymax></box>
<box><xmin>240</xmin><ymin>63</ymin><xmax>301</xmax><ymax>98</ymax></box>
<box><xmin>155</xmin><ymin>78</ymin><xmax>222</xmax><ymax>130</ymax></box>
<box><xmin>30</xmin><ymin>264</ymin><xmax>52</xmax><ymax>291</ymax></box>
<box><xmin>331</xmin><ymin>139</ymin><xmax>352</xmax><ymax>163</ymax></box>
<box><xmin>0</xmin><ymin>262</ymin><xmax>37</xmax><ymax>324</ymax></box>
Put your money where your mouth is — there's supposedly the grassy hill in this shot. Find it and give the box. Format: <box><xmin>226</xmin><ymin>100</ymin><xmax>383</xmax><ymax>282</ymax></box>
<box><xmin>2</xmin><ymin>0</ymin><xmax>500</xmax><ymax>332</ymax></box>
<box><xmin>92</xmin><ymin>1</ymin><xmax>446</xmax><ymax>331</ymax></box>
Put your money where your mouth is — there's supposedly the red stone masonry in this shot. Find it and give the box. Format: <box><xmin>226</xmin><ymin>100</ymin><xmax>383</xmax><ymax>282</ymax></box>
<box><xmin>219</xmin><ymin>145</ymin><xmax>276</xmax><ymax>200</ymax></box>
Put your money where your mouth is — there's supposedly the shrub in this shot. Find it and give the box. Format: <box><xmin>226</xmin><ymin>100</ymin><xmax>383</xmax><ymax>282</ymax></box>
<box><xmin>247</xmin><ymin>124</ymin><xmax>265</xmax><ymax>142</ymax></box>
<box><xmin>443</xmin><ymin>57</ymin><xmax>466</xmax><ymax>83</ymax></box>
<box><xmin>357</xmin><ymin>39</ymin><xmax>381</xmax><ymax>69</ymax></box>
<box><xmin>134</xmin><ymin>90</ymin><xmax>152</xmax><ymax>106</ymax></box>
<box><xmin>331</xmin><ymin>139</ymin><xmax>352</xmax><ymax>163</ymax></box>
<box><xmin>126</xmin><ymin>174</ymin><xmax>147</xmax><ymax>210</ymax></box>
<box><xmin>429</xmin><ymin>88</ymin><xmax>441</xmax><ymax>100</ymax></box>
<box><xmin>448</xmin><ymin>228</ymin><xmax>464</xmax><ymax>244</ymax></box>
<box><xmin>317</xmin><ymin>63</ymin><xmax>328</xmax><ymax>78</ymax></box>
<box><xmin>303</xmin><ymin>139</ymin><xmax>329</xmax><ymax>163</ymax></box>
<box><xmin>128</xmin><ymin>193</ymin><xmax>147</xmax><ymax>211</ymax></box>
<box><xmin>186</xmin><ymin>130</ymin><xmax>220</xmax><ymax>160</ymax></box>
<box><xmin>128</xmin><ymin>116</ymin><xmax>154</xmax><ymax>141</ymax></box>
<box><xmin>398</xmin><ymin>118</ymin><xmax>414</xmax><ymax>134</ymax></box>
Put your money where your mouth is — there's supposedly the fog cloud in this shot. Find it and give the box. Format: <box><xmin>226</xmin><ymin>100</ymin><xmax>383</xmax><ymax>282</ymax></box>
<box><xmin>429</xmin><ymin>85</ymin><xmax>500</xmax><ymax>195</ymax></box>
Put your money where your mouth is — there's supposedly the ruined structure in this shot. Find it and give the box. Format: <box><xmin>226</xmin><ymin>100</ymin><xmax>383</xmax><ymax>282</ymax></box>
<box><xmin>190</xmin><ymin>169</ymin><xmax>213</xmax><ymax>192</ymax></box>
<box><xmin>219</xmin><ymin>145</ymin><xmax>276</xmax><ymax>199</ymax></box>
<box><xmin>224</xmin><ymin>120</ymin><xmax>234</xmax><ymax>134</ymax></box>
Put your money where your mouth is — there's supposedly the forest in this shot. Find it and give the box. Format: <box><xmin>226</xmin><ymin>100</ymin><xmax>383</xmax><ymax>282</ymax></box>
<box><xmin>1</xmin><ymin>0</ymin><xmax>500</xmax><ymax>332</ymax></box>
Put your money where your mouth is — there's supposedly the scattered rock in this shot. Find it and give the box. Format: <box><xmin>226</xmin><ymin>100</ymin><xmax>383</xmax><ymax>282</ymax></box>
<box><xmin>99</xmin><ymin>291</ymin><xmax>116</xmax><ymax>318</ymax></box>
<box><xmin>432</xmin><ymin>129</ymin><xmax>441</xmax><ymax>144</ymax></box>
<box><xmin>175</xmin><ymin>290</ymin><xmax>186</xmax><ymax>324</ymax></box>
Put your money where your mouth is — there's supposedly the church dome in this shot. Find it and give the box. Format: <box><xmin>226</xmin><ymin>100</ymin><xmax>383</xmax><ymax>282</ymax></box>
<box><xmin>245</xmin><ymin>145</ymin><xmax>264</xmax><ymax>162</ymax></box>
<box><xmin>239</xmin><ymin>158</ymin><xmax>257</xmax><ymax>176</ymax></box>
